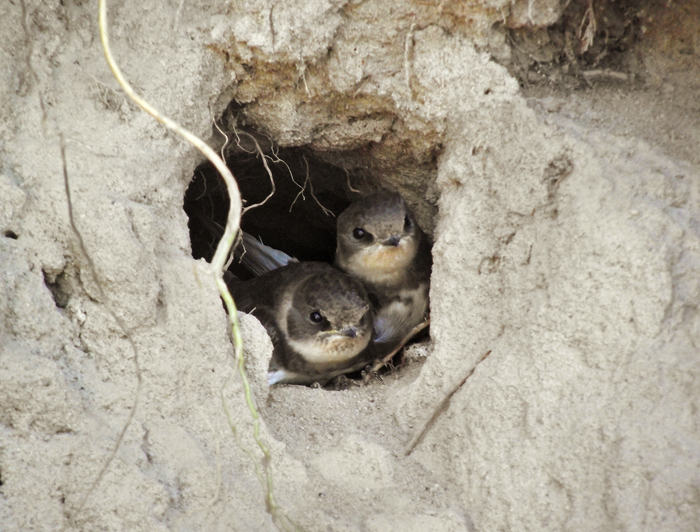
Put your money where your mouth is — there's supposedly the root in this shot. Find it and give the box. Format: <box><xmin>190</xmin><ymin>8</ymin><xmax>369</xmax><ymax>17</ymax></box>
<box><xmin>582</xmin><ymin>69</ymin><xmax>629</xmax><ymax>81</ymax></box>
<box><xmin>236</xmin><ymin>130</ymin><xmax>277</xmax><ymax>215</ymax></box>
<box><xmin>91</xmin><ymin>75</ymin><xmax>128</xmax><ymax>114</ymax></box>
<box><xmin>60</xmin><ymin>135</ymin><xmax>143</xmax><ymax>527</ymax></box>
<box><xmin>404</xmin><ymin>350</ymin><xmax>492</xmax><ymax>456</ymax></box>
<box><xmin>213</xmin><ymin>120</ymin><xmax>240</xmax><ymax>271</ymax></box>
<box><xmin>344</xmin><ymin>167</ymin><xmax>361</xmax><ymax>194</ymax></box>
<box><xmin>404</xmin><ymin>23</ymin><xmax>416</xmax><ymax>93</ymax></box>
<box><xmin>19</xmin><ymin>0</ymin><xmax>46</xmax><ymax>122</ymax></box>
<box><xmin>96</xmin><ymin>2</ymin><xmax>297</xmax><ymax>530</ymax></box>
<box><xmin>577</xmin><ymin>0</ymin><xmax>596</xmax><ymax>54</ymax></box>
<box><xmin>227</xmin><ymin>122</ymin><xmax>310</xmax><ymax>216</ymax></box>
<box><xmin>290</xmin><ymin>154</ymin><xmax>334</xmax><ymax>217</ymax></box>
<box><xmin>403</xmin><ymin>22</ymin><xmax>416</xmax><ymax>94</ymax></box>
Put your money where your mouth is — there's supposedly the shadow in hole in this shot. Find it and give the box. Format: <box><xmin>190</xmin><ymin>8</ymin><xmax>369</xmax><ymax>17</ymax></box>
<box><xmin>184</xmin><ymin>130</ymin><xmax>368</xmax><ymax>279</ymax></box>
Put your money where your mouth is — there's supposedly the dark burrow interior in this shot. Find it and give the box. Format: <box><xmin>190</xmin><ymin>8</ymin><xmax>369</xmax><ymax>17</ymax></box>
<box><xmin>184</xmin><ymin>123</ymin><xmax>381</xmax><ymax>280</ymax></box>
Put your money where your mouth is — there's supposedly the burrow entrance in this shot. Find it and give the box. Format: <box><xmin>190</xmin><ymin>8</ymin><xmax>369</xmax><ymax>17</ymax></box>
<box><xmin>182</xmin><ymin>101</ymin><xmax>437</xmax><ymax>375</ymax></box>
<box><xmin>184</xmin><ymin>104</ymin><xmax>415</xmax><ymax>278</ymax></box>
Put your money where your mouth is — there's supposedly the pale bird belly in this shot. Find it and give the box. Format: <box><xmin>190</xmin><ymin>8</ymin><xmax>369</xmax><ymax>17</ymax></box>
<box><xmin>391</xmin><ymin>286</ymin><xmax>427</xmax><ymax>325</ymax></box>
<box><xmin>373</xmin><ymin>284</ymin><xmax>429</xmax><ymax>343</ymax></box>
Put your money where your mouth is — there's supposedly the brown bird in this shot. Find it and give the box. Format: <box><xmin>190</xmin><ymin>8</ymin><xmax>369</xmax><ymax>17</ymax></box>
<box><xmin>229</xmin><ymin>262</ymin><xmax>374</xmax><ymax>385</ymax></box>
<box><xmin>335</xmin><ymin>192</ymin><xmax>432</xmax><ymax>353</ymax></box>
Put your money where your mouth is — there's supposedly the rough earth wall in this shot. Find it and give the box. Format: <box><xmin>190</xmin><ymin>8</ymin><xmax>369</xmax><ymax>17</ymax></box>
<box><xmin>1</xmin><ymin>1</ymin><xmax>698</xmax><ymax>531</ymax></box>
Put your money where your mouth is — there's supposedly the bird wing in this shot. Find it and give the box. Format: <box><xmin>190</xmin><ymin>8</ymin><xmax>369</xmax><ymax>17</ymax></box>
<box><xmin>235</xmin><ymin>231</ymin><xmax>298</xmax><ymax>277</ymax></box>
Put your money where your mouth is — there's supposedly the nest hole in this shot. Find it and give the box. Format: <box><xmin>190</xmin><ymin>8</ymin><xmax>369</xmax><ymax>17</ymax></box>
<box><xmin>44</xmin><ymin>270</ymin><xmax>70</xmax><ymax>309</ymax></box>
<box><xmin>184</xmin><ymin>124</ymin><xmax>380</xmax><ymax>277</ymax></box>
<box><xmin>183</xmin><ymin>104</ymin><xmax>437</xmax><ymax>381</ymax></box>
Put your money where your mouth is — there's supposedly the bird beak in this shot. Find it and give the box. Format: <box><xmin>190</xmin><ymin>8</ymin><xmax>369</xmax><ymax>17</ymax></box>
<box><xmin>384</xmin><ymin>235</ymin><xmax>401</xmax><ymax>247</ymax></box>
<box><xmin>338</xmin><ymin>326</ymin><xmax>358</xmax><ymax>339</ymax></box>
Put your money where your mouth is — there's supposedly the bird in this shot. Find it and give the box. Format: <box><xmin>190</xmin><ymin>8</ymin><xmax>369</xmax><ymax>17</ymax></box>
<box><xmin>334</xmin><ymin>192</ymin><xmax>432</xmax><ymax>353</ymax></box>
<box><xmin>228</xmin><ymin>261</ymin><xmax>375</xmax><ymax>386</ymax></box>
<box><xmin>219</xmin><ymin>191</ymin><xmax>431</xmax><ymax>382</ymax></box>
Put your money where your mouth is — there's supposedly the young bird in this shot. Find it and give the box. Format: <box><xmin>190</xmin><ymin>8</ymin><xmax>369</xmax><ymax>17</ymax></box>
<box><xmin>229</xmin><ymin>262</ymin><xmax>374</xmax><ymax>385</ymax></box>
<box><xmin>335</xmin><ymin>192</ymin><xmax>432</xmax><ymax>352</ymax></box>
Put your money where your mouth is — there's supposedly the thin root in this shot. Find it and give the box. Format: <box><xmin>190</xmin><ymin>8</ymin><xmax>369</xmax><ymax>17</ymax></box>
<box><xmin>404</xmin><ymin>349</ymin><xmax>492</xmax><ymax>456</ymax></box>
<box><xmin>294</xmin><ymin>154</ymin><xmax>334</xmax><ymax>217</ymax></box>
<box><xmin>577</xmin><ymin>0</ymin><xmax>596</xmax><ymax>54</ymax></box>
<box><xmin>236</xmin><ymin>130</ymin><xmax>276</xmax><ymax>215</ymax></box>
<box><xmin>345</xmin><ymin>167</ymin><xmax>361</xmax><ymax>194</ymax></box>
<box><xmin>60</xmin><ymin>135</ymin><xmax>143</xmax><ymax>528</ymax></box>
<box><xmin>97</xmin><ymin>2</ymin><xmax>296</xmax><ymax>529</ymax></box>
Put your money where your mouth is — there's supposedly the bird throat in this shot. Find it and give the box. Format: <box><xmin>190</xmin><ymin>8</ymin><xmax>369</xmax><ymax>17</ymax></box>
<box><xmin>346</xmin><ymin>238</ymin><xmax>417</xmax><ymax>286</ymax></box>
<box><xmin>287</xmin><ymin>332</ymin><xmax>370</xmax><ymax>365</ymax></box>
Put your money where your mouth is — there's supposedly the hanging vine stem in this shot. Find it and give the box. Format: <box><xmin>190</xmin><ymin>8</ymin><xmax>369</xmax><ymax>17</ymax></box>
<box><xmin>96</xmin><ymin>2</ymin><xmax>296</xmax><ymax>530</ymax></box>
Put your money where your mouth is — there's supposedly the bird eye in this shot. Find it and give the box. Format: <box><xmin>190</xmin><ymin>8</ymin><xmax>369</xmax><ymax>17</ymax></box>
<box><xmin>309</xmin><ymin>311</ymin><xmax>325</xmax><ymax>323</ymax></box>
<box><xmin>403</xmin><ymin>215</ymin><xmax>412</xmax><ymax>231</ymax></box>
<box><xmin>352</xmin><ymin>228</ymin><xmax>366</xmax><ymax>240</ymax></box>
